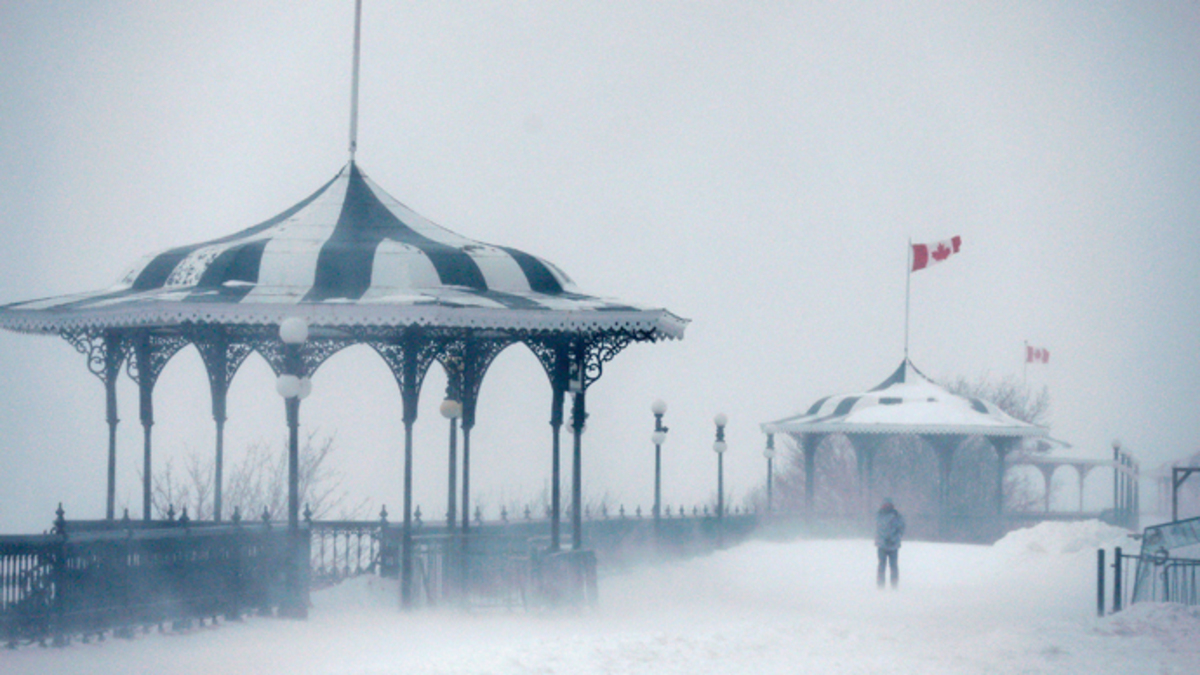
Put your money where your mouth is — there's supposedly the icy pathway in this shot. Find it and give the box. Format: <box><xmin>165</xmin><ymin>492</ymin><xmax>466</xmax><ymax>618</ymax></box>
<box><xmin>3</xmin><ymin>521</ymin><xmax>1198</xmax><ymax>674</ymax></box>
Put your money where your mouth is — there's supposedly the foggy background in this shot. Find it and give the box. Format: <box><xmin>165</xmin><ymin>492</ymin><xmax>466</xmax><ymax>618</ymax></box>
<box><xmin>1</xmin><ymin>1</ymin><xmax>1197</xmax><ymax>533</ymax></box>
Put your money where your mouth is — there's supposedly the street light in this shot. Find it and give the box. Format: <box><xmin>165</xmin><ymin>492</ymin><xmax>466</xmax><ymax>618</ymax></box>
<box><xmin>440</xmin><ymin>397</ymin><xmax>462</xmax><ymax>528</ymax></box>
<box><xmin>439</xmin><ymin>398</ymin><xmax>463</xmax><ymax>418</ymax></box>
<box><xmin>713</xmin><ymin>413</ymin><xmax>728</xmax><ymax>518</ymax></box>
<box><xmin>651</xmin><ymin>400</ymin><xmax>669</xmax><ymax>523</ymax></box>
<box><xmin>439</xmin><ymin>394</ymin><xmax>463</xmax><ymax>602</ymax></box>
<box><xmin>763</xmin><ymin>434</ymin><xmax>776</xmax><ymax>513</ymax></box>
<box><xmin>276</xmin><ymin>316</ymin><xmax>311</xmax><ymax>619</ymax></box>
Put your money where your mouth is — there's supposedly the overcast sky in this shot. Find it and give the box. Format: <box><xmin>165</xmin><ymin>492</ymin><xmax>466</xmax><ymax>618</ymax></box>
<box><xmin>1</xmin><ymin>1</ymin><xmax>1197</xmax><ymax>533</ymax></box>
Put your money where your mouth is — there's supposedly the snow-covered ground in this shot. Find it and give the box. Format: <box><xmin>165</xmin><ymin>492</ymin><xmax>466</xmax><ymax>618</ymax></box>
<box><xmin>4</xmin><ymin>520</ymin><xmax>1198</xmax><ymax>674</ymax></box>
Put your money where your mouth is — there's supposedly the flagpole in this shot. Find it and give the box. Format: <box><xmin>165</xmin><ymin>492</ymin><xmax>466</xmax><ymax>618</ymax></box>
<box><xmin>904</xmin><ymin>238</ymin><xmax>912</xmax><ymax>360</ymax></box>
<box><xmin>1023</xmin><ymin>340</ymin><xmax>1028</xmax><ymax>384</ymax></box>
<box><xmin>349</xmin><ymin>0</ymin><xmax>363</xmax><ymax>162</ymax></box>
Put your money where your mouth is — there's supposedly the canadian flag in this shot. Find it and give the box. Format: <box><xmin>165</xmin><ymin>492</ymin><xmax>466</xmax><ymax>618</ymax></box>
<box><xmin>1026</xmin><ymin>345</ymin><xmax>1050</xmax><ymax>364</ymax></box>
<box><xmin>911</xmin><ymin>236</ymin><xmax>962</xmax><ymax>272</ymax></box>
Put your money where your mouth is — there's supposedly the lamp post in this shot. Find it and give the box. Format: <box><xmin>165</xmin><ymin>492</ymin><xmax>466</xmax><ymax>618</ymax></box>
<box><xmin>440</xmin><ymin>397</ymin><xmax>462</xmax><ymax>528</ymax></box>
<box><xmin>439</xmin><ymin>395</ymin><xmax>462</xmax><ymax>602</ymax></box>
<box><xmin>651</xmin><ymin>400</ymin><xmax>668</xmax><ymax>523</ymax></box>
<box><xmin>713</xmin><ymin>413</ymin><xmax>728</xmax><ymax>519</ymax></box>
<box><xmin>276</xmin><ymin>317</ymin><xmax>311</xmax><ymax>619</ymax></box>
<box><xmin>764</xmin><ymin>433</ymin><xmax>776</xmax><ymax>513</ymax></box>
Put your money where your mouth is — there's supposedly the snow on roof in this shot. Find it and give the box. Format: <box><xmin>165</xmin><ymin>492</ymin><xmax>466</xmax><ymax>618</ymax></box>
<box><xmin>761</xmin><ymin>359</ymin><xmax>1047</xmax><ymax>438</ymax></box>
<box><xmin>0</xmin><ymin>163</ymin><xmax>688</xmax><ymax>339</ymax></box>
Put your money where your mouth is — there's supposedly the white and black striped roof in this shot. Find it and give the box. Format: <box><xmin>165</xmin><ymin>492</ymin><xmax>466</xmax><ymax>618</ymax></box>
<box><xmin>0</xmin><ymin>163</ymin><xmax>687</xmax><ymax>337</ymax></box>
<box><xmin>761</xmin><ymin>360</ymin><xmax>1047</xmax><ymax>438</ymax></box>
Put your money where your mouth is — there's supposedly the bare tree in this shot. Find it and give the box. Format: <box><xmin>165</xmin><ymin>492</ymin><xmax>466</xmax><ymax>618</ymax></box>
<box><xmin>758</xmin><ymin>434</ymin><xmax>863</xmax><ymax>516</ymax></box>
<box><xmin>151</xmin><ymin>431</ymin><xmax>363</xmax><ymax>521</ymax></box>
<box><xmin>945</xmin><ymin>375</ymin><xmax>1053</xmax><ymax>512</ymax></box>
<box><xmin>945</xmin><ymin>374</ymin><xmax>1050</xmax><ymax>426</ymax></box>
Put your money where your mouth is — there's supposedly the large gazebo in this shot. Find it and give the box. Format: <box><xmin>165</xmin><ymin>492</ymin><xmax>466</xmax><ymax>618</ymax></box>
<box><xmin>0</xmin><ymin>160</ymin><xmax>687</xmax><ymax>607</ymax></box>
<box><xmin>761</xmin><ymin>359</ymin><xmax>1047</xmax><ymax>519</ymax></box>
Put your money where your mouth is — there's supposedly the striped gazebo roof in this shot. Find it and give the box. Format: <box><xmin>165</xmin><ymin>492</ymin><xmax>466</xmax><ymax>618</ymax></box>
<box><xmin>761</xmin><ymin>359</ymin><xmax>1047</xmax><ymax>438</ymax></box>
<box><xmin>0</xmin><ymin>163</ymin><xmax>687</xmax><ymax>338</ymax></box>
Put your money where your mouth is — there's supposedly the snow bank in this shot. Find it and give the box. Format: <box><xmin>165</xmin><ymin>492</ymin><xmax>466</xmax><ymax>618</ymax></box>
<box><xmin>1095</xmin><ymin>602</ymin><xmax>1200</xmax><ymax>661</ymax></box>
<box><xmin>991</xmin><ymin>519</ymin><xmax>1131</xmax><ymax>557</ymax></box>
<box><xmin>1097</xmin><ymin>601</ymin><xmax>1200</xmax><ymax>637</ymax></box>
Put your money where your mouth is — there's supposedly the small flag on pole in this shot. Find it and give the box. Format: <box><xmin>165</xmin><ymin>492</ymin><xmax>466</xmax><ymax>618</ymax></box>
<box><xmin>1026</xmin><ymin>345</ymin><xmax>1050</xmax><ymax>364</ymax></box>
<box><xmin>911</xmin><ymin>236</ymin><xmax>962</xmax><ymax>272</ymax></box>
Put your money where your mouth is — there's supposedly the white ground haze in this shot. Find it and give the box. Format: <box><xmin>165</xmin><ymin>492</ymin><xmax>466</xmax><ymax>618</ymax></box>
<box><xmin>3</xmin><ymin>520</ymin><xmax>1197</xmax><ymax>674</ymax></box>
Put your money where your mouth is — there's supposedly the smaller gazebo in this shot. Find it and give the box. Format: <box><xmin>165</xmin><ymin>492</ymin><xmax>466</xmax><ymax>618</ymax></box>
<box><xmin>761</xmin><ymin>359</ymin><xmax>1048</xmax><ymax>518</ymax></box>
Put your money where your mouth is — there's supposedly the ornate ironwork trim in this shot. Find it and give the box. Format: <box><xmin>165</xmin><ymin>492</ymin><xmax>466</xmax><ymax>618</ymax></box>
<box><xmin>61</xmin><ymin>329</ymin><xmax>128</xmax><ymax>383</ymax></box>
<box><xmin>125</xmin><ymin>331</ymin><xmax>191</xmax><ymax>389</ymax></box>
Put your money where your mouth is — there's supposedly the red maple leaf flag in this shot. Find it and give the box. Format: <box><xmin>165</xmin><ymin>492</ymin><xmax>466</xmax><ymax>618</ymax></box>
<box><xmin>1026</xmin><ymin>345</ymin><xmax>1050</xmax><ymax>364</ymax></box>
<box><xmin>911</xmin><ymin>236</ymin><xmax>962</xmax><ymax>272</ymax></box>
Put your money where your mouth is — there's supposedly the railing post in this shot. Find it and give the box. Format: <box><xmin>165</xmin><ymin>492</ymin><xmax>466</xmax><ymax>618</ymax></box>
<box><xmin>114</xmin><ymin>510</ymin><xmax>136</xmax><ymax>638</ymax></box>
<box><xmin>1097</xmin><ymin>548</ymin><xmax>1106</xmax><ymax>617</ymax></box>
<box><xmin>377</xmin><ymin>505</ymin><xmax>390</xmax><ymax>577</ymax></box>
<box><xmin>1112</xmin><ymin>546</ymin><xmax>1123</xmax><ymax>613</ymax></box>
<box><xmin>227</xmin><ymin>508</ymin><xmax>245</xmax><ymax>622</ymax></box>
<box><xmin>50</xmin><ymin>504</ymin><xmax>70</xmax><ymax>647</ymax></box>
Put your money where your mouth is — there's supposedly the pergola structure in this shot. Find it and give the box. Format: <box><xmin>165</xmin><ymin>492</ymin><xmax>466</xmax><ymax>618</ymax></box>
<box><xmin>760</xmin><ymin>359</ymin><xmax>1048</xmax><ymax>519</ymax></box>
<box><xmin>1005</xmin><ymin>452</ymin><xmax>1106</xmax><ymax>513</ymax></box>
<box><xmin>0</xmin><ymin>161</ymin><xmax>687</xmax><ymax>607</ymax></box>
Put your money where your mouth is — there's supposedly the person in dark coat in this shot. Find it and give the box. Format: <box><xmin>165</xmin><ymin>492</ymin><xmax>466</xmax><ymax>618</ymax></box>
<box><xmin>875</xmin><ymin>498</ymin><xmax>905</xmax><ymax>588</ymax></box>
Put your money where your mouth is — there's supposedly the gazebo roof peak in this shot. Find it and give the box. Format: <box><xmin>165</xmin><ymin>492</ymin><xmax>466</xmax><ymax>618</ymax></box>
<box><xmin>868</xmin><ymin>358</ymin><xmax>933</xmax><ymax>391</ymax></box>
<box><xmin>0</xmin><ymin>162</ymin><xmax>688</xmax><ymax>338</ymax></box>
<box><xmin>122</xmin><ymin>161</ymin><xmax>577</xmax><ymax>300</ymax></box>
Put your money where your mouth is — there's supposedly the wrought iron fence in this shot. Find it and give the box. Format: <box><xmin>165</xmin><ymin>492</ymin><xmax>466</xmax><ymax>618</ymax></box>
<box><xmin>403</xmin><ymin>533</ymin><xmax>598</xmax><ymax>610</ymax></box>
<box><xmin>308</xmin><ymin>520</ymin><xmax>386</xmax><ymax>587</ymax></box>
<box><xmin>1098</xmin><ymin>517</ymin><xmax>1200</xmax><ymax>615</ymax></box>
<box><xmin>1096</xmin><ymin>546</ymin><xmax>1140</xmax><ymax>616</ymax></box>
<box><xmin>309</xmin><ymin>519</ymin><xmax>607</xmax><ymax>610</ymax></box>
<box><xmin>0</xmin><ymin>522</ymin><xmax>295</xmax><ymax>647</ymax></box>
<box><xmin>384</xmin><ymin>531</ymin><xmax>536</xmax><ymax>609</ymax></box>
<box><xmin>1</xmin><ymin>507</ymin><xmax>751</xmax><ymax>645</ymax></box>
<box><xmin>363</xmin><ymin>514</ymin><xmax>725</xmax><ymax>609</ymax></box>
